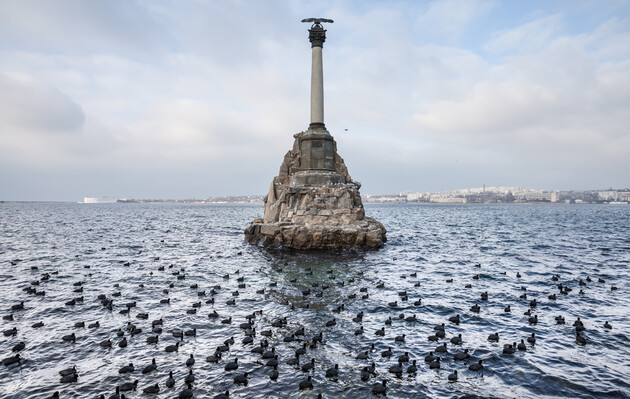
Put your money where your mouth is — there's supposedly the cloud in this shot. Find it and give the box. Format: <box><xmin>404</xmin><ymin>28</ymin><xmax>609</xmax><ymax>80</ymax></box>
<box><xmin>1</xmin><ymin>1</ymin><xmax>630</xmax><ymax>199</ymax></box>
<box><xmin>0</xmin><ymin>72</ymin><xmax>85</xmax><ymax>133</ymax></box>
<box><xmin>415</xmin><ymin>0</ymin><xmax>495</xmax><ymax>43</ymax></box>
<box><xmin>484</xmin><ymin>14</ymin><xmax>563</xmax><ymax>54</ymax></box>
<box><xmin>0</xmin><ymin>0</ymin><xmax>173</xmax><ymax>56</ymax></box>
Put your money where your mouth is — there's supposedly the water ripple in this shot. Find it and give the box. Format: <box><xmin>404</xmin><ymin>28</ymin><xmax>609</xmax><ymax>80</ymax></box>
<box><xmin>0</xmin><ymin>203</ymin><xmax>629</xmax><ymax>398</ymax></box>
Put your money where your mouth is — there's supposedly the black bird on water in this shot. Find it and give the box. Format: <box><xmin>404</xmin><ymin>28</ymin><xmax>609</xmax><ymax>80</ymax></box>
<box><xmin>372</xmin><ymin>380</ymin><xmax>387</xmax><ymax>395</ymax></box>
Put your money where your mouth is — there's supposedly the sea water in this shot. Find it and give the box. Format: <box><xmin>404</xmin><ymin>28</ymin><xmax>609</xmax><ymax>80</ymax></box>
<box><xmin>0</xmin><ymin>203</ymin><xmax>628</xmax><ymax>398</ymax></box>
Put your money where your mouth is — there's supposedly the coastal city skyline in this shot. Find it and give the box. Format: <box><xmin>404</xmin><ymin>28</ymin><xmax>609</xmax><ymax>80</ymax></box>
<box><xmin>1</xmin><ymin>1</ymin><xmax>629</xmax><ymax>201</ymax></box>
<box><xmin>72</xmin><ymin>185</ymin><xmax>630</xmax><ymax>205</ymax></box>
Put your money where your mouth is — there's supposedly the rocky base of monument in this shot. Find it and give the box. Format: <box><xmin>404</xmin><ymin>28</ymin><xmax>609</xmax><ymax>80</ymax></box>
<box><xmin>245</xmin><ymin>217</ymin><xmax>385</xmax><ymax>249</ymax></box>
<box><xmin>245</xmin><ymin>128</ymin><xmax>387</xmax><ymax>250</ymax></box>
<box><xmin>245</xmin><ymin>216</ymin><xmax>387</xmax><ymax>249</ymax></box>
<box><xmin>245</xmin><ymin>184</ymin><xmax>387</xmax><ymax>249</ymax></box>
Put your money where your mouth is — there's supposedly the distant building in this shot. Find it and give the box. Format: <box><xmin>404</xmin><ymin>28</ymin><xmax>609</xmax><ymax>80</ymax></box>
<box><xmin>83</xmin><ymin>197</ymin><xmax>123</xmax><ymax>203</ymax></box>
<box><xmin>598</xmin><ymin>191</ymin><xmax>618</xmax><ymax>201</ymax></box>
<box><xmin>430</xmin><ymin>197</ymin><xmax>467</xmax><ymax>204</ymax></box>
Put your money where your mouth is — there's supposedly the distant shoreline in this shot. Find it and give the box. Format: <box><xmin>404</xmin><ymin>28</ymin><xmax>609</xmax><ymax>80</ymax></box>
<box><xmin>1</xmin><ymin>201</ymin><xmax>627</xmax><ymax>206</ymax></box>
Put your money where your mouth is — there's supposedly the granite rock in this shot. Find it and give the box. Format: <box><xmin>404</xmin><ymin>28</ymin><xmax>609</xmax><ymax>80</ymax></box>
<box><xmin>245</xmin><ymin>128</ymin><xmax>387</xmax><ymax>249</ymax></box>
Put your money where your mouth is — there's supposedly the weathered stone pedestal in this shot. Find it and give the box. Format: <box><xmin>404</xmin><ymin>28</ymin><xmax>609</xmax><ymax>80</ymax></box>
<box><xmin>245</xmin><ymin>128</ymin><xmax>387</xmax><ymax>249</ymax></box>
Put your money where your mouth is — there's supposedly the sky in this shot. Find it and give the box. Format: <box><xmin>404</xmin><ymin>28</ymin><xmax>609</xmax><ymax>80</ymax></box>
<box><xmin>0</xmin><ymin>0</ymin><xmax>629</xmax><ymax>201</ymax></box>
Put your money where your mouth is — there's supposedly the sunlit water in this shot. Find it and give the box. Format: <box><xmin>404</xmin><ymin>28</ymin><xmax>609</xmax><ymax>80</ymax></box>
<box><xmin>0</xmin><ymin>203</ymin><xmax>629</xmax><ymax>399</ymax></box>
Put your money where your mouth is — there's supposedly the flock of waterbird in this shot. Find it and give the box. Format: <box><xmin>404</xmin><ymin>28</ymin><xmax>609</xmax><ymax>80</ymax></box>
<box><xmin>2</xmin><ymin>254</ymin><xmax>618</xmax><ymax>398</ymax></box>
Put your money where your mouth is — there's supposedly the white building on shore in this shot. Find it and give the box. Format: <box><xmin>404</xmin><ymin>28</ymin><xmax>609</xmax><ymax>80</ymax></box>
<box><xmin>83</xmin><ymin>197</ymin><xmax>124</xmax><ymax>204</ymax></box>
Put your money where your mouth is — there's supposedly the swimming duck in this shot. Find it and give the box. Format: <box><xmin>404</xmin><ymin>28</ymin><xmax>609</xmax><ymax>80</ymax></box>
<box><xmin>185</xmin><ymin>369</ymin><xmax>195</xmax><ymax>384</ymax></box>
<box><xmin>12</xmin><ymin>342</ymin><xmax>25</xmax><ymax>352</ymax></box>
<box><xmin>372</xmin><ymin>380</ymin><xmax>387</xmax><ymax>395</ymax></box>
<box><xmin>62</xmin><ymin>333</ymin><xmax>76</xmax><ymax>342</ymax></box>
<box><xmin>361</xmin><ymin>366</ymin><xmax>371</xmax><ymax>381</ymax></box>
<box><xmin>388</xmin><ymin>361</ymin><xmax>403</xmax><ymax>375</ymax></box>
<box><xmin>576</xmin><ymin>332</ymin><xmax>587</xmax><ymax>345</ymax></box>
<box><xmin>325</xmin><ymin>364</ymin><xmax>339</xmax><ymax>378</ymax></box>
<box><xmin>178</xmin><ymin>383</ymin><xmax>193</xmax><ymax>399</ymax></box>
<box><xmin>142</xmin><ymin>358</ymin><xmax>157</xmax><ymax>374</ymax></box>
<box><xmin>527</xmin><ymin>333</ymin><xmax>536</xmax><ymax>344</ymax></box>
<box><xmin>435</xmin><ymin>343</ymin><xmax>448</xmax><ymax>353</ymax></box>
<box><xmin>166</xmin><ymin>371</ymin><xmax>175</xmax><ymax>388</ymax></box>
<box><xmin>234</xmin><ymin>372</ymin><xmax>248</xmax><ymax>385</ymax></box>
<box><xmin>142</xmin><ymin>383</ymin><xmax>159</xmax><ymax>394</ymax></box>
<box><xmin>119</xmin><ymin>380</ymin><xmax>138</xmax><ymax>391</ymax></box>
<box><xmin>287</xmin><ymin>354</ymin><xmax>300</xmax><ymax>366</ymax></box>
<box><xmin>453</xmin><ymin>349</ymin><xmax>469</xmax><ymax>360</ymax></box>
<box><xmin>118</xmin><ymin>363</ymin><xmax>134</xmax><ymax>373</ymax></box>
<box><xmin>165</xmin><ymin>342</ymin><xmax>180</xmax><ymax>352</ymax></box>
<box><xmin>301</xmin><ymin>358</ymin><xmax>315</xmax><ymax>372</ymax></box>
<box><xmin>268</xmin><ymin>365</ymin><xmax>279</xmax><ymax>380</ymax></box>
<box><xmin>2</xmin><ymin>354</ymin><xmax>20</xmax><ymax>366</ymax></box>
<box><xmin>60</xmin><ymin>372</ymin><xmax>78</xmax><ymax>383</ymax></box>
<box><xmin>468</xmin><ymin>359</ymin><xmax>483</xmax><ymax>371</ymax></box>
<box><xmin>450</xmin><ymin>334</ymin><xmax>463</xmax><ymax>345</ymax></box>
<box><xmin>59</xmin><ymin>365</ymin><xmax>76</xmax><ymax>376</ymax></box>
<box><xmin>299</xmin><ymin>376</ymin><xmax>313</xmax><ymax>390</ymax></box>
<box><xmin>381</xmin><ymin>347</ymin><xmax>393</xmax><ymax>358</ymax></box>
<box><xmin>407</xmin><ymin>360</ymin><xmax>418</xmax><ymax>373</ymax></box>
<box><xmin>224</xmin><ymin>358</ymin><xmax>238</xmax><ymax>371</ymax></box>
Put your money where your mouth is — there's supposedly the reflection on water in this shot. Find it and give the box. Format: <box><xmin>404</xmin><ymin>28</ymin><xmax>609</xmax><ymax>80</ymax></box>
<box><xmin>0</xmin><ymin>203</ymin><xmax>629</xmax><ymax>399</ymax></box>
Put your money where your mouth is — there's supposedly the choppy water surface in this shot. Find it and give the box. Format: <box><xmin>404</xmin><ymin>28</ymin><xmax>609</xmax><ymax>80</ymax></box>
<box><xmin>0</xmin><ymin>203</ymin><xmax>629</xmax><ymax>399</ymax></box>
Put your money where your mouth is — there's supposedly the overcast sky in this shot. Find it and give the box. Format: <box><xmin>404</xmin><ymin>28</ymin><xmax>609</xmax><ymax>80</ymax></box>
<box><xmin>1</xmin><ymin>0</ymin><xmax>629</xmax><ymax>201</ymax></box>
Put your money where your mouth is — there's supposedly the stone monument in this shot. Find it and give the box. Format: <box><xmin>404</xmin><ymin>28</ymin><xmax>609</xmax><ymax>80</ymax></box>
<box><xmin>244</xmin><ymin>18</ymin><xmax>387</xmax><ymax>249</ymax></box>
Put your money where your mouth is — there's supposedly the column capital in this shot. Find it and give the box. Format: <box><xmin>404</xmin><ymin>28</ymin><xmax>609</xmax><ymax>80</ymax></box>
<box><xmin>308</xmin><ymin>24</ymin><xmax>326</xmax><ymax>48</ymax></box>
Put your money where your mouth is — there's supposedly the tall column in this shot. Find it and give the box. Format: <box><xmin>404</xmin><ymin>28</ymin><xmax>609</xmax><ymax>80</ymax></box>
<box><xmin>308</xmin><ymin>24</ymin><xmax>326</xmax><ymax>130</ymax></box>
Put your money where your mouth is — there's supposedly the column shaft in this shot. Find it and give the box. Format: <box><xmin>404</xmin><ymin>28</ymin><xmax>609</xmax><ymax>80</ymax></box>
<box><xmin>310</xmin><ymin>46</ymin><xmax>324</xmax><ymax>128</ymax></box>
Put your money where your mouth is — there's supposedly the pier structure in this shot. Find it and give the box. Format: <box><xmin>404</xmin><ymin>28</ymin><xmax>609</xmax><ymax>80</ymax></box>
<box><xmin>244</xmin><ymin>18</ymin><xmax>386</xmax><ymax>249</ymax></box>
